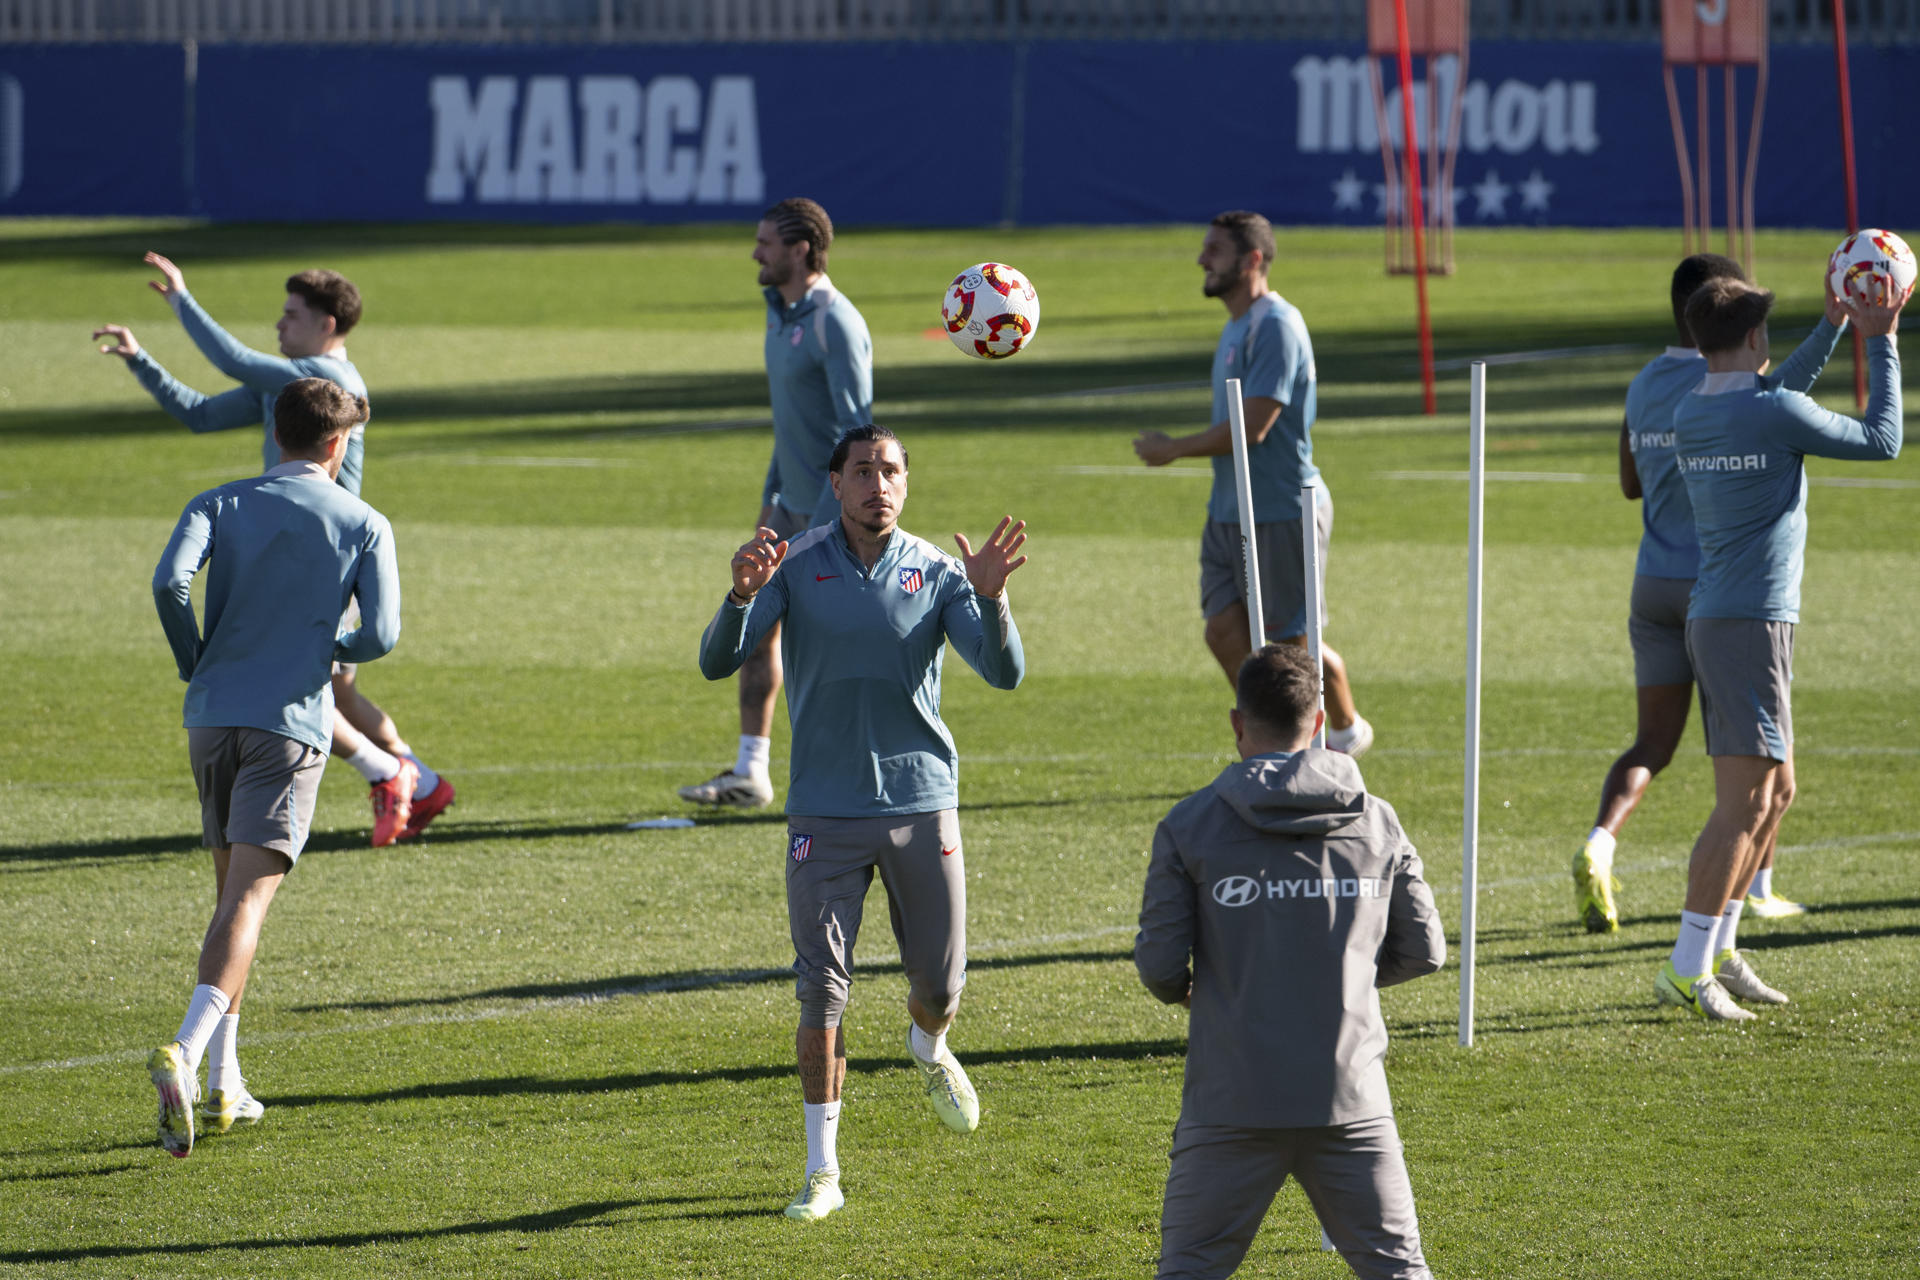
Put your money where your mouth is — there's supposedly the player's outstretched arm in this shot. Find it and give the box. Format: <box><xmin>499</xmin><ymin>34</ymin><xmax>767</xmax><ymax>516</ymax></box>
<box><xmin>1133</xmin><ymin>397</ymin><xmax>1283</xmax><ymax>465</ymax></box>
<box><xmin>698</xmin><ymin>529</ymin><xmax>789</xmax><ymax>680</ymax></box>
<box><xmin>1777</xmin><ymin>293</ymin><xmax>1903</xmax><ymax>463</ymax></box>
<box><xmin>1771</xmin><ymin>277</ymin><xmax>1848</xmax><ymax>393</ymax></box>
<box><xmin>152</xmin><ymin>498</ymin><xmax>212</xmax><ymax>681</ymax></box>
<box><xmin>96</xmin><ymin>324</ymin><xmax>259</xmax><ymax>434</ymax></box>
<box><xmin>146</xmin><ymin>251</ymin><xmax>309</xmax><ymax>391</ymax></box>
<box><xmin>948</xmin><ymin>518</ymin><xmax>1027</xmax><ymax>689</ymax></box>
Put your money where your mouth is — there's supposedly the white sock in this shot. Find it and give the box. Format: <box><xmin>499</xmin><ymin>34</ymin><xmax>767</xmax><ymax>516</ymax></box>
<box><xmin>734</xmin><ymin>735</ymin><xmax>771</xmax><ymax>778</ymax></box>
<box><xmin>804</xmin><ymin>1100</ymin><xmax>841</xmax><ymax>1175</ymax></box>
<box><xmin>401</xmin><ymin>752</ymin><xmax>440</xmax><ymax>794</ymax></box>
<box><xmin>1584</xmin><ymin>826</ymin><xmax>1617</xmax><ymax>865</ymax></box>
<box><xmin>207</xmin><ymin>1013</ymin><xmax>243</xmax><ymax>1093</ymax></box>
<box><xmin>1749</xmin><ymin>866</ymin><xmax>1774</xmax><ymax>900</ymax></box>
<box><xmin>344</xmin><ymin>742</ymin><xmax>400</xmax><ymax>784</ymax></box>
<box><xmin>1670</xmin><ymin>911</ymin><xmax>1719</xmax><ymax>978</ymax></box>
<box><xmin>173</xmin><ymin>984</ymin><xmax>231</xmax><ymax>1075</ymax></box>
<box><xmin>909</xmin><ymin>1022</ymin><xmax>947</xmax><ymax>1065</ymax></box>
<box><xmin>1714</xmin><ymin>898</ymin><xmax>1744</xmax><ymax>959</ymax></box>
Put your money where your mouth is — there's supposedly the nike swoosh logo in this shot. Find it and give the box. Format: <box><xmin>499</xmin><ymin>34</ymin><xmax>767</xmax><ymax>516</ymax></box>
<box><xmin>816</xmin><ymin>574</ymin><xmax>840</xmax><ymax>582</ymax></box>
<box><xmin>941</xmin><ymin>846</ymin><xmax>958</xmax><ymax>857</ymax></box>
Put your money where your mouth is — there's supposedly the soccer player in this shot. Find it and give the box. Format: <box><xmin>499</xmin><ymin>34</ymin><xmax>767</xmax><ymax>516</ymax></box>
<box><xmin>1133</xmin><ymin>211</ymin><xmax>1373</xmax><ymax>754</ymax></box>
<box><xmin>1654</xmin><ymin>272</ymin><xmax>1903</xmax><ymax>1022</ymax></box>
<box><xmin>1572</xmin><ymin>254</ymin><xmax>1755</xmax><ymax>933</ymax></box>
<box><xmin>1136</xmin><ymin>643</ymin><xmax>1445</xmax><ymax>1280</ymax></box>
<box><xmin>95</xmin><ymin>252</ymin><xmax>452</xmax><ymax>845</ymax></box>
<box><xmin>680</xmin><ymin>198</ymin><xmax>874</xmax><ymax>810</ymax></box>
<box><xmin>697</xmin><ymin>425</ymin><xmax>1026</xmax><ymax>1222</ymax></box>
<box><xmin>147</xmin><ymin>378</ymin><xmax>400</xmax><ymax>1156</ymax></box>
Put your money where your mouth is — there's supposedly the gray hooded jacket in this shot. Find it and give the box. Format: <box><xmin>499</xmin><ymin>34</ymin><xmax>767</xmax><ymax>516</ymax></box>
<box><xmin>1135</xmin><ymin>749</ymin><xmax>1446</xmax><ymax>1128</ymax></box>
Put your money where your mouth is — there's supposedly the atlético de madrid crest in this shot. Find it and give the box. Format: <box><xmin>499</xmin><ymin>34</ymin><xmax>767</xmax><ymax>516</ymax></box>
<box><xmin>898</xmin><ymin>567</ymin><xmax>923</xmax><ymax>594</ymax></box>
<box><xmin>789</xmin><ymin>833</ymin><xmax>812</xmax><ymax>862</ymax></box>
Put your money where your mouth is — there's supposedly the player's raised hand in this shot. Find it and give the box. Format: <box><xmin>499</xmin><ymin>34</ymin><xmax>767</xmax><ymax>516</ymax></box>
<box><xmin>1844</xmin><ymin>280</ymin><xmax>1907</xmax><ymax>337</ymax></box>
<box><xmin>92</xmin><ymin>324</ymin><xmax>140</xmax><ymax>359</ymax></box>
<box><xmin>956</xmin><ymin>516</ymin><xmax>1028</xmax><ymax>600</ymax></box>
<box><xmin>730</xmin><ymin>526</ymin><xmax>788</xmax><ymax>601</ymax></box>
<box><xmin>1134</xmin><ymin>430</ymin><xmax>1178</xmax><ymax>467</ymax></box>
<box><xmin>144</xmin><ymin>251</ymin><xmax>187</xmax><ymax>299</ymax></box>
<box><xmin>1824</xmin><ymin>281</ymin><xmax>1851</xmax><ymax>327</ymax></box>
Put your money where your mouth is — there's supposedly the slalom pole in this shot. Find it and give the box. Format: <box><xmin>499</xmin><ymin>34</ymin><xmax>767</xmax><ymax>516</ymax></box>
<box><xmin>1392</xmin><ymin>0</ymin><xmax>1437</xmax><ymax>415</ymax></box>
<box><xmin>1301</xmin><ymin>482</ymin><xmax>1326</xmax><ymax>748</ymax></box>
<box><xmin>1459</xmin><ymin>361</ymin><xmax>1486</xmax><ymax>1047</ymax></box>
<box><xmin>1831</xmin><ymin>0</ymin><xmax>1867</xmax><ymax>410</ymax></box>
<box><xmin>1226</xmin><ymin>378</ymin><xmax>1266</xmax><ymax>655</ymax></box>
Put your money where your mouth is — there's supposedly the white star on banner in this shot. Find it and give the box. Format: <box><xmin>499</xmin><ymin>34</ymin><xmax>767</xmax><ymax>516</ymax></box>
<box><xmin>1331</xmin><ymin>168</ymin><xmax>1366</xmax><ymax>212</ymax></box>
<box><xmin>1471</xmin><ymin>170</ymin><xmax>1512</xmax><ymax>220</ymax></box>
<box><xmin>1519</xmin><ymin>168</ymin><xmax>1555</xmax><ymax>214</ymax></box>
<box><xmin>1367</xmin><ymin>182</ymin><xmax>1466</xmax><ymax>223</ymax></box>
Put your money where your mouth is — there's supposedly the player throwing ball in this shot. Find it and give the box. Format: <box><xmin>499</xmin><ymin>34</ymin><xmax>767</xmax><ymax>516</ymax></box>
<box><xmin>148</xmin><ymin>379</ymin><xmax>400</xmax><ymax>1156</ymax></box>
<box><xmin>1656</xmin><ymin>270</ymin><xmax>1904</xmax><ymax>1021</ymax></box>
<box><xmin>697</xmin><ymin>425</ymin><xmax>1027</xmax><ymax>1222</ymax></box>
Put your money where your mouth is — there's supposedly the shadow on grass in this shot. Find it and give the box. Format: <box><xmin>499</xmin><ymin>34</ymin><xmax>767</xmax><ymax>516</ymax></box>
<box><xmin>0</xmin><ymin>1196</ymin><xmax>658</xmax><ymax>1265</ymax></box>
<box><xmin>290</xmin><ymin>947</ymin><xmax>1135</xmax><ymax>1014</ymax></box>
<box><xmin>1</xmin><ymin>791</ymin><xmax>1188</xmax><ymax>867</ymax></box>
<box><xmin>0</xmin><ymin>1160</ymin><xmax>144</xmax><ymax>1185</ymax></box>
<box><xmin>265</xmin><ymin>1034</ymin><xmax>1187</xmax><ymax>1111</ymax></box>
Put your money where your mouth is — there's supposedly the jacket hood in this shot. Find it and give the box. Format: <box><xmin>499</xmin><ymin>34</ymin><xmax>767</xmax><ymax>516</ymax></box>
<box><xmin>1210</xmin><ymin>749</ymin><xmax>1368</xmax><ymax>836</ymax></box>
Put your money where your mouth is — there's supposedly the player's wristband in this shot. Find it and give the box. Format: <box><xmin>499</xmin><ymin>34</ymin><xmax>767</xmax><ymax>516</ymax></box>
<box><xmin>727</xmin><ymin>588</ymin><xmax>755</xmax><ymax>607</ymax></box>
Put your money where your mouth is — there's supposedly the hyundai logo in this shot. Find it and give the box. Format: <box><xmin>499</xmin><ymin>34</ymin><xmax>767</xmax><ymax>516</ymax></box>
<box><xmin>1212</xmin><ymin>876</ymin><xmax>1261</xmax><ymax>908</ymax></box>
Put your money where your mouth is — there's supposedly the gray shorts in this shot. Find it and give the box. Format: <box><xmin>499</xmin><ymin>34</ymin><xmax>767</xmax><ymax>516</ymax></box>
<box><xmin>1199</xmin><ymin>488</ymin><xmax>1332</xmax><ymax>641</ymax></box>
<box><xmin>1685</xmin><ymin>617</ymin><xmax>1794</xmax><ymax>761</ymax></box>
<box><xmin>187</xmin><ymin>726</ymin><xmax>328</xmax><ymax>862</ymax></box>
<box><xmin>1158</xmin><ymin>1115</ymin><xmax>1431</xmax><ymax>1280</ymax></box>
<box><xmin>785</xmin><ymin>811</ymin><xmax>967</xmax><ymax>1029</ymax></box>
<box><xmin>1628</xmin><ymin>575</ymin><xmax>1695</xmax><ymax>687</ymax></box>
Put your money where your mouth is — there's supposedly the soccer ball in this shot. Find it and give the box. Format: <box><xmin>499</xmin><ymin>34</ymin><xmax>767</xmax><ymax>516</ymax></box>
<box><xmin>941</xmin><ymin>262</ymin><xmax>1040</xmax><ymax>360</ymax></box>
<box><xmin>1826</xmin><ymin>229</ymin><xmax>1916</xmax><ymax>307</ymax></box>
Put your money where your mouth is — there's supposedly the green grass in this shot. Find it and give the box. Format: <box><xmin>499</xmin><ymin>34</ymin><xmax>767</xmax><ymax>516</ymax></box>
<box><xmin>2</xmin><ymin>219</ymin><xmax>1916</xmax><ymax>1277</ymax></box>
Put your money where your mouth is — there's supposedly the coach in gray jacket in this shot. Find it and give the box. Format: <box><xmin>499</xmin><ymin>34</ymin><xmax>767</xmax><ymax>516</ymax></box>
<box><xmin>1136</xmin><ymin>643</ymin><xmax>1447</xmax><ymax>1280</ymax></box>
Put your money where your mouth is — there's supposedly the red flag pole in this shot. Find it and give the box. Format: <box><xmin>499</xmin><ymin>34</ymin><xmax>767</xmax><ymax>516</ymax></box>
<box><xmin>1393</xmin><ymin>0</ymin><xmax>1437</xmax><ymax>415</ymax></box>
<box><xmin>1831</xmin><ymin>0</ymin><xmax>1865</xmax><ymax>409</ymax></box>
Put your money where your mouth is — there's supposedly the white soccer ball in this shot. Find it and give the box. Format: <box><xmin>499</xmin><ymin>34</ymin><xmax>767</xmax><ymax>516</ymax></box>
<box><xmin>940</xmin><ymin>262</ymin><xmax>1040</xmax><ymax>360</ymax></box>
<box><xmin>1826</xmin><ymin>228</ymin><xmax>1916</xmax><ymax>307</ymax></box>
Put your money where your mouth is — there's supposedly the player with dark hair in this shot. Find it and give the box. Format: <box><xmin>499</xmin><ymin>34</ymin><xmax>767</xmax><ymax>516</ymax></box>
<box><xmin>679</xmin><ymin>197</ymin><xmax>876</xmax><ymax>810</ymax></box>
<box><xmin>147</xmin><ymin>377</ymin><xmax>400</xmax><ymax>1155</ymax></box>
<box><xmin>1654</xmin><ymin>270</ymin><xmax>1902</xmax><ymax>1021</ymax></box>
<box><xmin>95</xmin><ymin>252</ymin><xmax>452</xmax><ymax>848</ymax></box>
<box><xmin>1136</xmin><ymin>643</ymin><xmax>1445</xmax><ymax>1278</ymax></box>
<box><xmin>698</xmin><ymin>424</ymin><xmax>1027</xmax><ymax>1222</ymax></box>
<box><xmin>1572</xmin><ymin>253</ymin><xmax>1762</xmax><ymax>932</ymax></box>
<box><xmin>1133</xmin><ymin>211</ymin><xmax>1373</xmax><ymax>755</ymax></box>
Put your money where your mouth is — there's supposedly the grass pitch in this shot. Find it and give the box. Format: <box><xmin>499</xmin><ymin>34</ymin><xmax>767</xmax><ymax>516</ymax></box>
<box><xmin>1</xmin><ymin>220</ymin><xmax>1916</xmax><ymax>1278</ymax></box>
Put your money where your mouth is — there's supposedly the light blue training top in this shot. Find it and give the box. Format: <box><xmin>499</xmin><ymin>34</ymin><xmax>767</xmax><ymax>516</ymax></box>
<box><xmin>154</xmin><ymin>461</ymin><xmax>401</xmax><ymax>754</ymax></box>
<box><xmin>1624</xmin><ymin>348</ymin><xmax>1707</xmax><ymax>579</ymax></box>
<box><xmin>1675</xmin><ymin>325</ymin><xmax>1898</xmax><ymax>623</ymax></box>
<box><xmin>698</xmin><ymin>520</ymin><xmax>1023</xmax><ymax>817</ymax></box>
<box><xmin>763</xmin><ymin>276</ymin><xmax>873</xmax><ymax>523</ymax></box>
<box><xmin>1208</xmin><ymin>292</ymin><xmax>1320</xmax><ymax>524</ymax></box>
<box><xmin>126</xmin><ymin>288</ymin><xmax>369</xmax><ymax>495</ymax></box>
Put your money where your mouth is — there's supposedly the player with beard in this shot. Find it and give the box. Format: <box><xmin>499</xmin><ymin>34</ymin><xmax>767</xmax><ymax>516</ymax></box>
<box><xmin>698</xmin><ymin>425</ymin><xmax>1027</xmax><ymax>1222</ymax></box>
<box><xmin>1133</xmin><ymin>211</ymin><xmax>1373</xmax><ymax>755</ymax></box>
<box><xmin>678</xmin><ymin>198</ymin><xmax>875</xmax><ymax>811</ymax></box>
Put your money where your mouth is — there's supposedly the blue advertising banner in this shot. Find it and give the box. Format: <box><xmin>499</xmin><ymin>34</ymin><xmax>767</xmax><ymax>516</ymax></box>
<box><xmin>194</xmin><ymin>44</ymin><xmax>1016</xmax><ymax>224</ymax></box>
<box><xmin>1020</xmin><ymin>41</ymin><xmax>1918</xmax><ymax>230</ymax></box>
<box><xmin>4</xmin><ymin>40</ymin><xmax>1916</xmax><ymax>228</ymax></box>
<box><xmin>0</xmin><ymin>46</ymin><xmax>188</xmax><ymax>216</ymax></box>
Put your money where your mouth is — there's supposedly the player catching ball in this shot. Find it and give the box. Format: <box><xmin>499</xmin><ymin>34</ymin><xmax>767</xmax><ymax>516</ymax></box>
<box><xmin>1656</xmin><ymin>267</ymin><xmax>1904</xmax><ymax>1021</ymax></box>
<box><xmin>697</xmin><ymin>425</ymin><xmax>1026</xmax><ymax>1222</ymax></box>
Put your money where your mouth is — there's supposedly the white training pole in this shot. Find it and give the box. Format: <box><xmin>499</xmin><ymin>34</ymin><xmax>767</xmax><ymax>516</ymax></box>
<box><xmin>1225</xmin><ymin>378</ymin><xmax>1265</xmax><ymax>655</ymax></box>
<box><xmin>1460</xmin><ymin>361</ymin><xmax>1486</xmax><ymax>1048</ymax></box>
<box><xmin>1301</xmin><ymin>482</ymin><xmax>1326</xmax><ymax>748</ymax></box>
